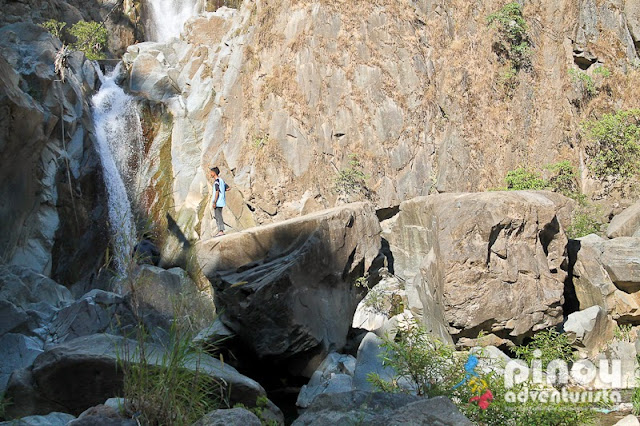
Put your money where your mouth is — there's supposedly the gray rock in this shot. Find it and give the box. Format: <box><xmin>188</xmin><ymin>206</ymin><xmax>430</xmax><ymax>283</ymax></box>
<box><xmin>614</xmin><ymin>414</ymin><xmax>640</xmax><ymax>426</ymax></box>
<box><xmin>47</xmin><ymin>290</ymin><xmax>131</xmax><ymax>346</ymax></box>
<box><xmin>122</xmin><ymin>265</ymin><xmax>204</xmax><ymax>318</ymax></box>
<box><xmin>0</xmin><ymin>412</ymin><xmax>75</xmax><ymax>426</ymax></box>
<box><xmin>607</xmin><ymin>201</ymin><xmax>640</xmax><ymax>238</ymax></box>
<box><xmin>563</xmin><ymin>306</ymin><xmax>615</xmax><ymax>357</ymax></box>
<box><xmin>67</xmin><ymin>404</ymin><xmax>136</xmax><ymax>426</ymax></box>
<box><xmin>385</xmin><ymin>191</ymin><xmax>572</xmax><ymax>343</ymax></box>
<box><xmin>369</xmin><ymin>396</ymin><xmax>473</xmax><ymax>426</ymax></box>
<box><xmin>573</xmin><ymin>235</ymin><xmax>640</xmax><ymax>321</ymax></box>
<box><xmin>5</xmin><ymin>333</ymin><xmax>266</xmax><ymax>418</ymax></box>
<box><xmin>291</xmin><ymin>391</ymin><xmax>421</xmax><ymax>425</ymax></box>
<box><xmin>297</xmin><ymin>352</ymin><xmax>357</xmax><ymax>408</ymax></box>
<box><xmin>353</xmin><ymin>332</ymin><xmax>396</xmax><ymax>391</ymax></box>
<box><xmin>0</xmin><ymin>24</ymin><xmax>108</xmax><ymax>283</ymax></box>
<box><xmin>193</xmin><ymin>407</ymin><xmax>261</xmax><ymax>426</ymax></box>
<box><xmin>0</xmin><ymin>333</ymin><xmax>43</xmax><ymax>393</ymax></box>
<box><xmin>197</xmin><ymin>202</ymin><xmax>381</xmax><ymax>376</ymax></box>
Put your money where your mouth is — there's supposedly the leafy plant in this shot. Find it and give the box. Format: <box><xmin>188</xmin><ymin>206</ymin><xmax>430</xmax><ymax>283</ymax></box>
<box><xmin>487</xmin><ymin>2</ymin><xmax>531</xmax><ymax>71</ymax></box>
<box><xmin>633</xmin><ymin>381</ymin><xmax>640</xmax><ymax>416</ymax></box>
<box><xmin>544</xmin><ymin>160</ymin><xmax>578</xmax><ymax>196</ymax></box>
<box><xmin>513</xmin><ymin>329</ymin><xmax>574</xmax><ymax>370</ymax></box>
<box><xmin>233</xmin><ymin>396</ymin><xmax>278</xmax><ymax>426</ymax></box>
<box><xmin>569</xmin><ymin>69</ymin><xmax>597</xmax><ymax>97</ymax></box>
<box><xmin>334</xmin><ymin>154</ymin><xmax>368</xmax><ymax>197</ymax></box>
<box><xmin>504</xmin><ymin>167</ymin><xmax>547</xmax><ymax>190</ymax></box>
<box><xmin>41</xmin><ymin>19</ymin><xmax>66</xmax><ymax>39</ymax></box>
<box><xmin>368</xmin><ymin>320</ymin><xmax>463</xmax><ymax>397</ymax></box>
<box><xmin>583</xmin><ymin>109</ymin><xmax>640</xmax><ymax>180</ymax></box>
<box><xmin>69</xmin><ymin>20</ymin><xmax>108</xmax><ymax>60</ymax></box>
<box><xmin>0</xmin><ymin>393</ymin><xmax>11</xmax><ymax>420</ymax></box>
<box><xmin>567</xmin><ymin>205</ymin><xmax>602</xmax><ymax>239</ymax></box>
<box><xmin>498</xmin><ymin>66</ymin><xmax>519</xmax><ymax>96</ymax></box>
<box><xmin>613</xmin><ymin>324</ymin><xmax>634</xmax><ymax>343</ymax></box>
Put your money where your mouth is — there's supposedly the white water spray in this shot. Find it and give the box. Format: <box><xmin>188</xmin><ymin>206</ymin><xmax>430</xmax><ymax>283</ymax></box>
<box><xmin>147</xmin><ymin>0</ymin><xmax>202</xmax><ymax>42</ymax></box>
<box><xmin>92</xmin><ymin>64</ymin><xmax>143</xmax><ymax>275</ymax></box>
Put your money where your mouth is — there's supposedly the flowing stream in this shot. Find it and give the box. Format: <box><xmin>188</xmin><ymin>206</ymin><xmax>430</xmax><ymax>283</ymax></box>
<box><xmin>91</xmin><ymin>64</ymin><xmax>144</xmax><ymax>276</ymax></box>
<box><xmin>146</xmin><ymin>0</ymin><xmax>202</xmax><ymax>42</ymax></box>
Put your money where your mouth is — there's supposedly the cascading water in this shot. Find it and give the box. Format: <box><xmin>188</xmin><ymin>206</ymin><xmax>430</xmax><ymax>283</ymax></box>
<box><xmin>146</xmin><ymin>0</ymin><xmax>202</xmax><ymax>42</ymax></box>
<box><xmin>91</xmin><ymin>64</ymin><xmax>144</xmax><ymax>276</ymax></box>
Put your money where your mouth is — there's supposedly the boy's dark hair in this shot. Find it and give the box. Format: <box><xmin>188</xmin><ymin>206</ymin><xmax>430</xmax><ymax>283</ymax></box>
<box><xmin>210</xmin><ymin>166</ymin><xmax>220</xmax><ymax>175</ymax></box>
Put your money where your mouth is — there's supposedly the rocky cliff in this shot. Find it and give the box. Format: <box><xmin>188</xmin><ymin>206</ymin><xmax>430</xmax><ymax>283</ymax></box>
<box><xmin>120</xmin><ymin>0</ymin><xmax>640</xmax><ymax>249</ymax></box>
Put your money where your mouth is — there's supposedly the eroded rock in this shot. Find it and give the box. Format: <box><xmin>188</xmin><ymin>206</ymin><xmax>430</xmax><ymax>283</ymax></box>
<box><xmin>196</xmin><ymin>202</ymin><xmax>381</xmax><ymax>376</ymax></box>
<box><xmin>385</xmin><ymin>191</ymin><xmax>573</xmax><ymax>344</ymax></box>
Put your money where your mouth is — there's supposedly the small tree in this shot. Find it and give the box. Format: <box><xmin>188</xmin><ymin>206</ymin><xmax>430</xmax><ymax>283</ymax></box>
<box><xmin>69</xmin><ymin>20</ymin><xmax>108</xmax><ymax>60</ymax></box>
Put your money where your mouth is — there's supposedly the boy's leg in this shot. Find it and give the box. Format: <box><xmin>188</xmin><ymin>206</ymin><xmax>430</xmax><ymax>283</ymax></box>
<box><xmin>215</xmin><ymin>207</ymin><xmax>225</xmax><ymax>233</ymax></box>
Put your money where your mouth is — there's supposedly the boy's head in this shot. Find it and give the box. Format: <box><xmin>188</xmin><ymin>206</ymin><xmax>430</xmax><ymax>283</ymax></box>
<box><xmin>210</xmin><ymin>166</ymin><xmax>220</xmax><ymax>178</ymax></box>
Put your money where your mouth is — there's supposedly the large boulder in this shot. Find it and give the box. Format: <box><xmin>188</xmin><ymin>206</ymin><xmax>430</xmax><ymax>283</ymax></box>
<box><xmin>573</xmin><ymin>235</ymin><xmax>640</xmax><ymax>322</ymax></box>
<box><xmin>385</xmin><ymin>191</ymin><xmax>573</xmax><ymax>344</ymax></box>
<box><xmin>4</xmin><ymin>333</ymin><xmax>266</xmax><ymax>419</ymax></box>
<box><xmin>196</xmin><ymin>202</ymin><xmax>381</xmax><ymax>376</ymax></box>
<box><xmin>563</xmin><ymin>305</ymin><xmax>616</xmax><ymax>357</ymax></box>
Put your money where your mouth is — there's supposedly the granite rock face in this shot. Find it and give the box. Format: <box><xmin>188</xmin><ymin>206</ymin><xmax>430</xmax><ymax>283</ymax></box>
<box><xmin>196</xmin><ymin>202</ymin><xmax>381</xmax><ymax>376</ymax></box>
<box><xmin>0</xmin><ymin>23</ymin><xmax>108</xmax><ymax>284</ymax></box>
<box><xmin>385</xmin><ymin>191</ymin><xmax>573</xmax><ymax>343</ymax></box>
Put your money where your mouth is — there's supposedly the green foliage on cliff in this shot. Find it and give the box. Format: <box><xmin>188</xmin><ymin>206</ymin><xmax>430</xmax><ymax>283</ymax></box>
<box><xmin>69</xmin><ymin>20</ymin><xmax>108</xmax><ymax>60</ymax></box>
<box><xmin>41</xmin><ymin>19</ymin><xmax>108</xmax><ymax>60</ymax></box>
<box><xmin>41</xmin><ymin>19</ymin><xmax>66</xmax><ymax>39</ymax></box>
<box><xmin>544</xmin><ymin>160</ymin><xmax>578</xmax><ymax>196</ymax></box>
<box><xmin>504</xmin><ymin>167</ymin><xmax>546</xmax><ymax>190</ymax></box>
<box><xmin>487</xmin><ymin>2</ymin><xmax>531</xmax><ymax>71</ymax></box>
<box><xmin>334</xmin><ymin>154</ymin><xmax>368</xmax><ymax>197</ymax></box>
<box><xmin>583</xmin><ymin>109</ymin><xmax>640</xmax><ymax>180</ymax></box>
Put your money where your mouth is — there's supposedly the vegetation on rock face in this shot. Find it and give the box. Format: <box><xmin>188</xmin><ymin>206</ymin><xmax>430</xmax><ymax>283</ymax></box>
<box><xmin>40</xmin><ymin>19</ymin><xmax>108</xmax><ymax>60</ymax></box>
<box><xmin>504</xmin><ymin>167</ymin><xmax>547</xmax><ymax>190</ymax></box>
<box><xmin>334</xmin><ymin>154</ymin><xmax>368</xmax><ymax>197</ymax></box>
<box><xmin>487</xmin><ymin>2</ymin><xmax>531</xmax><ymax>71</ymax></box>
<box><xmin>583</xmin><ymin>109</ymin><xmax>640</xmax><ymax>180</ymax></box>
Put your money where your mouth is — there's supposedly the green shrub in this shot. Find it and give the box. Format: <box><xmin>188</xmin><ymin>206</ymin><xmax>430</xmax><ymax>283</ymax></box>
<box><xmin>583</xmin><ymin>109</ymin><xmax>640</xmax><ymax>179</ymax></box>
<box><xmin>334</xmin><ymin>154</ymin><xmax>368</xmax><ymax>196</ymax></box>
<box><xmin>69</xmin><ymin>20</ymin><xmax>108</xmax><ymax>60</ymax></box>
<box><xmin>544</xmin><ymin>160</ymin><xmax>578</xmax><ymax>196</ymax></box>
<box><xmin>368</xmin><ymin>320</ymin><xmax>463</xmax><ymax>397</ymax></box>
<box><xmin>41</xmin><ymin>19</ymin><xmax>66</xmax><ymax>39</ymax></box>
<box><xmin>504</xmin><ymin>167</ymin><xmax>547</xmax><ymax>190</ymax></box>
<box><xmin>567</xmin><ymin>206</ymin><xmax>602</xmax><ymax>239</ymax></box>
<box><xmin>370</xmin><ymin>323</ymin><xmax>597</xmax><ymax>426</ymax></box>
<box><xmin>568</xmin><ymin>69</ymin><xmax>597</xmax><ymax>97</ymax></box>
<box><xmin>513</xmin><ymin>329</ymin><xmax>574</xmax><ymax>370</ymax></box>
<box><xmin>633</xmin><ymin>381</ymin><xmax>640</xmax><ymax>416</ymax></box>
<box><xmin>487</xmin><ymin>2</ymin><xmax>531</xmax><ymax>71</ymax></box>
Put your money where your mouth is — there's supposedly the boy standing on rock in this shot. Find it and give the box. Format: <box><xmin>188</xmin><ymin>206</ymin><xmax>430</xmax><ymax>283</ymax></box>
<box><xmin>210</xmin><ymin>166</ymin><xmax>230</xmax><ymax>237</ymax></box>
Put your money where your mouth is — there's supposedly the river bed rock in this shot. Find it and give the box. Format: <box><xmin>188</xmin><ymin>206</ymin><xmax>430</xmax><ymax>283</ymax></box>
<box><xmin>196</xmin><ymin>202</ymin><xmax>381</xmax><ymax>376</ymax></box>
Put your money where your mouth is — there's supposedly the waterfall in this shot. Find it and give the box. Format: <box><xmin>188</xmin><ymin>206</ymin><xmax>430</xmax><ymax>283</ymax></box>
<box><xmin>146</xmin><ymin>0</ymin><xmax>202</xmax><ymax>42</ymax></box>
<box><xmin>91</xmin><ymin>64</ymin><xmax>143</xmax><ymax>276</ymax></box>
